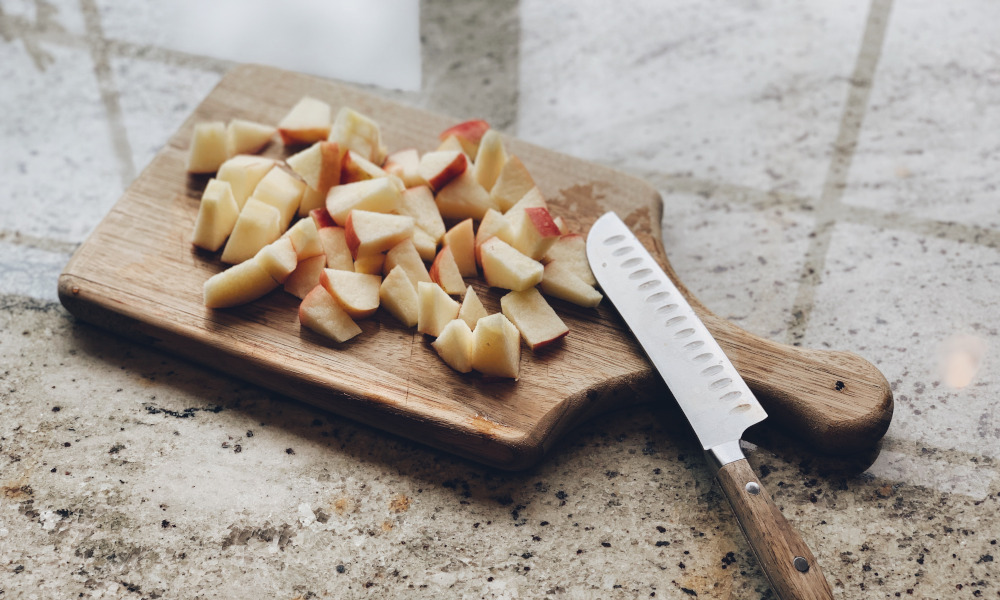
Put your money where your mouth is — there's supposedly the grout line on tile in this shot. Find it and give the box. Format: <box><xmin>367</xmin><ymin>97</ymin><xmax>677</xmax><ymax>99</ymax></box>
<box><xmin>785</xmin><ymin>0</ymin><xmax>894</xmax><ymax>346</ymax></box>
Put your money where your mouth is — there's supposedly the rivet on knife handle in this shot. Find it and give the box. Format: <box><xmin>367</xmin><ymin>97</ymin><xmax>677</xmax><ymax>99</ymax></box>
<box><xmin>586</xmin><ymin>213</ymin><xmax>833</xmax><ymax>600</ymax></box>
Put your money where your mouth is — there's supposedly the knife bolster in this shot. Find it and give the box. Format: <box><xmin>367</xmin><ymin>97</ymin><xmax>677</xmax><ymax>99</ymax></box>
<box><xmin>705</xmin><ymin>440</ymin><xmax>745</xmax><ymax>472</ymax></box>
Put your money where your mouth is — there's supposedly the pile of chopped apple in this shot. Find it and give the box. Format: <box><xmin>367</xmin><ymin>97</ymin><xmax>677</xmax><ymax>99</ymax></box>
<box><xmin>187</xmin><ymin>96</ymin><xmax>602</xmax><ymax>380</ymax></box>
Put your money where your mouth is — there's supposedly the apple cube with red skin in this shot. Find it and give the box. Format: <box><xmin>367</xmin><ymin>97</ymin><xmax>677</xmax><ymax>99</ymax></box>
<box><xmin>192</xmin><ymin>179</ymin><xmax>239</xmax><ymax>252</ymax></box>
<box><xmin>501</xmin><ymin>288</ymin><xmax>568</xmax><ymax>351</ymax></box>
<box><xmin>326</xmin><ymin>178</ymin><xmax>401</xmax><ymax>225</ymax></box>
<box><xmin>416</xmin><ymin>282</ymin><xmax>460</xmax><ymax>337</ymax></box>
<box><xmin>432</xmin><ymin>319</ymin><xmax>474</xmax><ymax>373</ymax></box>
<box><xmin>341</xmin><ymin>150</ymin><xmax>388</xmax><ymax>184</ymax></box>
<box><xmin>187</xmin><ymin>122</ymin><xmax>229</xmax><ymax>174</ymax></box>
<box><xmin>542</xmin><ymin>233</ymin><xmax>595</xmax><ymax>285</ymax></box>
<box><xmin>437</xmin><ymin>135</ymin><xmax>468</xmax><ymax>157</ymax></box>
<box><xmin>443</xmin><ymin>218</ymin><xmax>477</xmax><ymax>277</ymax></box>
<box><xmin>284</xmin><ymin>254</ymin><xmax>326</xmax><ymax>299</ymax></box>
<box><xmin>539</xmin><ymin>261</ymin><xmax>603</xmax><ymax>308</ymax></box>
<box><xmin>310</xmin><ymin>207</ymin><xmax>337</xmax><ymax>230</ymax></box>
<box><xmin>316</xmin><ymin>226</ymin><xmax>354</xmax><ymax>271</ymax></box>
<box><xmin>397</xmin><ymin>186</ymin><xmax>445</xmax><ymax>242</ymax></box>
<box><xmin>490</xmin><ymin>155</ymin><xmax>536</xmax><ymax>212</ymax></box>
<box><xmin>380</xmin><ymin>265</ymin><xmax>419</xmax><ymax>327</ymax></box>
<box><xmin>226</xmin><ymin>119</ymin><xmax>275</xmax><ymax>156</ymax></box>
<box><xmin>418</xmin><ymin>151</ymin><xmax>467</xmax><ymax>191</ymax></box>
<box><xmin>473</xmin><ymin>129</ymin><xmax>507</xmax><ymax>192</ymax></box>
<box><xmin>470</xmin><ymin>313</ymin><xmax>520</xmax><ymax>379</ymax></box>
<box><xmin>320</xmin><ymin>269</ymin><xmax>381</xmax><ymax>319</ymax></box>
<box><xmin>278</xmin><ymin>96</ymin><xmax>331</xmax><ymax>146</ymax></box>
<box><xmin>458</xmin><ymin>285</ymin><xmax>488</xmax><ymax>330</ymax></box>
<box><xmin>510</xmin><ymin>206</ymin><xmax>561</xmax><ymax>261</ymax></box>
<box><xmin>328</xmin><ymin>107</ymin><xmax>387</xmax><ymax>165</ymax></box>
<box><xmin>220</xmin><ymin>198</ymin><xmax>282</xmax><ymax>265</ymax></box>
<box><xmin>287</xmin><ymin>141</ymin><xmax>341</xmax><ymax>193</ymax></box>
<box><xmin>299</xmin><ymin>285</ymin><xmax>362</xmax><ymax>343</ymax></box>
<box><xmin>434</xmin><ymin>170</ymin><xmax>497</xmax><ymax>221</ymax></box>
<box><xmin>479</xmin><ymin>237</ymin><xmax>543</xmax><ymax>291</ymax></box>
<box><xmin>217</xmin><ymin>155</ymin><xmax>277</xmax><ymax>210</ymax></box>
<box><xmin>384</xmin><ymin>239</ymin><xmax>430</xmax><ymax>286</ymax></box>
<box><xmin>344</xmin><ymin>210</ymin><xmax>414</xmax><ymax>257</ymax></box>
<box><xmin>384</xmin><ymin>148</ymin><xmax>425</xmax><ymax>188</ymax></box>
<box><xmin>438</xmin><ymin>119</ymin><xmax>490</xmax><ymax>158</ymax></box>
<box><xmin>203</xmin><ymin>255</ymin><xmax>278</xmax><ymax>309</ymax></box>
<box><xmin>429</xmin><ymin>246</ymin><xmax>466</xmax><ymax>295</ymax></box>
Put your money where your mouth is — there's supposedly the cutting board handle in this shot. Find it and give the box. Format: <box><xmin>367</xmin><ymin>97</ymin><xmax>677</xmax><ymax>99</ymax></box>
<box><xmin>645</xmin><ymin>234</ymin><xmax>893</xmax><ymax>454</ymax></box>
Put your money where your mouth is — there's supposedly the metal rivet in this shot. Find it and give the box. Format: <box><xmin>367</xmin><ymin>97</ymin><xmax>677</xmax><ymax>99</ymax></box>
<box><xmin>793</xmin><ymin>556</ymin><xmax>810</xmax><ymax>572</ymax></box>
<box><xmin>745</xmin><ymin>482</ymin><xmax>760</xmax><ymax>495</ymax></box>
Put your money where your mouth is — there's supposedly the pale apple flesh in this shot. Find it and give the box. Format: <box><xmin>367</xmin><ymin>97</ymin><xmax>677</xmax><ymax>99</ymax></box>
<box><xmin>251</xmin><ymin>167</ymin><xmax>305</xmax><ymax>229</ymax></box>
<box><xmin>397</xmin><ymin>186</ymin><xmax>445</xmax><ymax>242</ymax></box>
<box><xmin>278</xmin><ymin>96</ymin><xmax>332</xmax><ymax>146</ymax></box>
<box><xmin>255</xmin><ymin>237</ymin><xmax>298</xmax><ymax>284</ymax></box>
<box><xmin>458</xmin><ymin>285</ymin><xmax>488</xmax><ymax>330</ymax></box>
<box><xmin>344</xmin><ymin>210</ymin><xmax>414</xmax><ymax>257</ymax></box>
<box><xmin>317</xmin><ymin>226</ymin><xmax>354</xmax><ymax>271</ymax></box>
<box><xmin>226</xmin><ymin>119</ymin><xmax>276</xmax><ymax>156</ymax></box>
<box><xmin>438</xmin><ymin>119</ymin><xmax>490</xmax><ymax>157</ymax></box>
<box><xmin>443</xmin><ymin>218</ymin><xmax>477</xmax><ymax>277</ymax></box>
<box><xmin>418</xmin><ymin>150</ymin><xmax>467</xmax><ymax>191</ymax></box>
<box><xmin>470</xmin><ymin>313</ymin><xmax>520</xmax><ymax>379</ymax></box>
<box><xmin>328</xmin><ymin>106</ymin><xmax>387</xmax><ymax>165</ymax></box>
<box><xmin>325</xmin><ymin>178</ymin><xmax>402</xmax><ymax>225</ymax></box>
<box><xmin>187</xmin><ymin>121</ymin><xmax>229</xmax><ymax>174</ymax></box>
<box><xmin>284</xmin><ymin>254</ymin><xmax>327</xmax><ymax>299</ymax></box>
<box><xmin>429</xmin><ymin>246</ymin><xmax>466</xmax><ymax>295</ymax></box>
<box><xmin>220</xmin><ymin>198</ymin><xmax>282</xmax><ymax>265</ymax></box>
<box><xmin>281</xmin><ymin>217</ymin><xmax>324</xmax><ymax>260</ymax></box>
<box><xmin>379</xmin><ymin>265</ymin><xmax>419</xmax><ymax>327</ymax></box>
<box><xmin>384</xmin><ymin>239</ymin><xmax>431</xmax><ymax>286</ymax></box>
<box><xmin>434</xmin><ymin>170</ymin><xmax>497</xmax><ymax>221</ymax></box>
<box><xmin>539</xmin><ymin>261</ymin><xmax>603</xmax><ymax>308</ymax></box>
<box><xmin>490</xmin><ymin>155</ymin><xmax>536</xmax><ymax>212</ymax></box>
<box><xmin>500</xmin><ymin>287</ymin><xmax>569</xmax><ymax>351</ymax></box>
<box><xmin>432</xmin><ymin>319</ymin><xmax>475</xmax><ymax>373</ymax></box>
<box><xmin>416</xmin><ymin>281</ymin><xmax>461</xmax><ymax>337</ymax></box>
<box><xmin>542</xmin><ymin>233</ymin><xmax>596</xmax><ymax>285</ymax></box>
<box><xmin>320</xmin><ymin>269</ymin><xmax>381</xmax><ymax>319</ymax></box>
<box><xmin>192</xmin><ymin>179</ymin><xmax>239</xmax><ymax>252</ymax></box>
<box><xmin>479</xmin><ymin>237</ymin><xmax>544</xmax><ymax>291</ymax></box>
<box><xmin>203</xmin><ymin>256</ymin><xmax>278</xmax><ymax>309</ymax></box>
<box><xmin>298</xmin><ymin>285</ymin><xmax>362</xmax><ymax>343</ymax></box>
<box><xmin>216</xmin><ymin>155</ymin><xmax>277</xmax><ymax>210</ymax></box>
<box><xmin>473</xmin><ymin>129</ymin><xmax>507</xmax><ymax>192</ymax></box>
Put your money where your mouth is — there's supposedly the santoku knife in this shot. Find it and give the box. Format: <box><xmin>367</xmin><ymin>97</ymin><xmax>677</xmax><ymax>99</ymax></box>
<box><xmin>586</xmin><ymin>212</ymin><xmax>834</xmax><ymax>600</ymax></box>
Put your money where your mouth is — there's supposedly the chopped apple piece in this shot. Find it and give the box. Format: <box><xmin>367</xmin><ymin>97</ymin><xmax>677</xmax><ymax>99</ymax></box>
<box><xmin>187</xmin><ymin>121</ymin><xmax>229</xmax><ymax>174</ymax></box>
<box><xmin>458</xmin><ymin>285</ymin><xmax>488</xmax><ymax>330</ymax></box>
<box><xmin>320</xmin><ymin>269</ymin><xmax>381</xmax><ymax>319</ymax></box>
<box><xmin>353</xmin><ymin>252</ymin><xmax>385</xmax><ymax>275</ymax></box>
<box><xmin>310</xmin><ymin>207</ymin><xmax>337</xmax><ymax>229</ymax></box>
<box><xmin>416</xmin><ymin>281</ymin><xmax>460</xmax><ymax>337</ymax></box>
<box><xmin>436</xmin><ymin>134</ymin><xmax>468</xmax><ymax>157</ymax></box>
<box><xmin>192</xmin><ymin>179</ymin><xmax>239</xmax><ymax>252</ymax></box>
<box><xmin>434</xmin><ymin>170</ymin><xmax>496</xmax><ymax>221</ymax></box>
<box><xmin>203</xmin><ymin>256</ymin><xmax>279</xmax><ymax>309</ymax></box>
<box><xmin>540</xmin><ymin>261</ymin><xmax>603</xmax><ymax>308</ymax></box>
<box><xmin>379</xmin><ymin>265</ymin><xmax>419</xmax><ymax>327</ymax></box>
<box><xmin>344</xmin><ymin>210</ymin><xmax>414</xmax><ymax>257</ymax></box>
<box><xmin>299</xmin><ymin>285</ymin><xmax>362</xmax><ymax>343</ymax></box>
<box><xmin>542</xmin><ymin>234</ymin><xmax>595</xmax><ymax>285</ymax></box>
<box><xmin>217</xmin><ymin>155</ymin><xmax>276</xmax><ymax>210</ymax></box>
<box><xmin>443</xmin><ymin>218</ymin><xmax>477</xmax><ymax>277</ymax></box>
<box><xmin>470</xmin><ymin>313</ymin><xmax>520</xmax><ymax>379</ymax></box>
<box><xmin>384</xmin><ymin>239</ymin><xmax>431</xmax><ymax>286</ymax></box>
<box><xmin>411</xmin><ymin>228</ymin><xmax>438</xmax><ymax>262</ymax></box>
<box><xmin>278</xmin><ymin>96</ymin><xmax>331</xmax><ymax>145</ymax></box>
<box><xmin>503</xmin><ymin>186</ymin><xmax>547</xmax><ymax>220</ymax></box>
<box><xmin>325</xmin><ymin>178</ymin><xmax>402</xmax><ymax>225</ymax></box>
<box><xmin>316</xmin><ymin>226</ymin><xmax>354</xmax><ymax>271</ymax></box>
<box><xmin>479</xmin><ymin>237</ymin><xmax>543</xmax><ymax>291</ymax></box>
<box><xmin>341</xmin><ymin>150</ymin><xmax>388</xmax><ymax>184</ymax></box>
<box><xmin>439</xmin><ymin>119</ymin><xmax>490</xmax><ymax>157</ymax></box>
<box><xmin>328</xmin><ymin>107</ymin><xmax>387</xmax><ymax>165</ymax></box>
<box><xmin>397</xmin><ymin>186</ymin><xmax>445</xmax><ymax>242</ymax></box>
<box><xmin>501</xmin><ymin>288</ymin><xmax>568</xmax><ymax>351</ymax></box>
<box><xmin>383</xmin><ymin>148</ymin><xmax>425</xmax><ymax>187</ymax></box>
<box><xmin>255</xmin><ymin>237</ymin><xmax>298</xmax><ymax>284</ymax></box>
<box><xmin>473</xmin><ymin>129</ymin><xmax>507</xmax><ymax>192</ymax></box>
<box><xmin>510</xmin><ymin>206</ymin><xmax>561</xmax><ymax>260</ymax></box>
<box><xmin>475</xmin><ymin>208</ymin><xmax>515</xmax><ymax>266</ymax></box>
<box><xmin>432</xmin><ymin>319</ymin><xmax>474</xmax><ymax>373</ymax></box>
<box><xmin>490</xmin><ymin>155</ymin><xmax>536</xmax><ymax>212</ymax></box>
<box><xmin>418</xmin><ymin>151</ymin><xmax>467</xmax><ymax>192</ymax></box>
<box><xmin>252</xmin><ymin>167</ymin><xmax>305</xmax><ymax>229</ymax></box>
<box><xmin>299</xmin><ymin>186</ymin><xmax>326</xmax><ymax>218</ymax></box>
<box><xmin>287</xmin><ymin>141</ymin><xmax>341</xmax><ymax>192</ymax></box>
<box><xmin>281</xmin><ymin>216</ymin><xmax>324</xmax><ymax>260</ymax></box>
<box><xmin>226</xmin><ymin>119</ymin><xmax>276</xmax><ymax>155</ymax></box>
<box><xmin>220</xmin><ymin>198</ymin><xmax>282</xmax><ymax>264</ymax></box>
<box><xmin>429</xmin><ymin>246</ymin><xmax>465</xmax><ymax>295</ymax></box>
<box><xmin>284</xmin><ymin>254</ymin><xmax>326</xmax><ymax>299</ymax></box>
<box><xmin>553</xmin><ymin>216</ymin><xmax>569</xmax><ymax>234</ymax></box>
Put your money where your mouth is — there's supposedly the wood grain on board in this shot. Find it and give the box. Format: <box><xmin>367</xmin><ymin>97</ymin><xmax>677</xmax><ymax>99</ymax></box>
<box><xmin>58</xmin><ymin>64</ymin><xmax>892</xmax><ymax>469</ymax></box>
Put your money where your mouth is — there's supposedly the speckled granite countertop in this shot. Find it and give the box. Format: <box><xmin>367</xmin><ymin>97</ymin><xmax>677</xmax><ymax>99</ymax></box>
<box><xmin>2</xmin><ymin>1</ymin><xmax>999</xmax><ymax>598</ymax></box>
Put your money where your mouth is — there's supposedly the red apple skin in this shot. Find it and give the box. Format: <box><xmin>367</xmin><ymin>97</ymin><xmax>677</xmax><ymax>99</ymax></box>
<box><xmin>438</xmin><ymin>120</ymin><xmax>490</xmax><ymax>145</ymax></box>
<box><xmin>524</xmin><ymin>207</ymin><xmax>561</xmax><ymax>238</ymax></box>
<box><xmin>428</xmin><ymin>251</ymin><xmax>445</xmax><ymax>286</ymax></box>
<box><xmin>531</xmin><ymin>330</ymin><xmax>568</xmax><ymax>351</ymax></box>
<box><xmin>310</xmin><ymin>207</ymin><xmax>337</xmax><ymax>229</ymax></box>
<box><xmin>344</xmin><ymin>211</ymin><xmax>361</xmax><ymax>257</ymax></box>
<box><xmin>423</xmin><ymin>152</ymin><xmax>468</xmax><ymax>191</ymax></box>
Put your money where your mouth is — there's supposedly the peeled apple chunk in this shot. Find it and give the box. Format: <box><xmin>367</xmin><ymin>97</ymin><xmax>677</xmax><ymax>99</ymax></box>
<box><xmin>216</xmin><ymin>155</ymin><xmax>276</xmax><ymax>210</ymax></box>
<box><xmin>416</xmin><ymin>281</ymin><xmax>460</xmax><ymax>337</ymax></box>
<box><xmin>320</xmin><ymin>269</ymin><xmax>381</xmax><ymax>319</ymax></box>
<box><xmin>325</xmin><ymin>177</ymin><xmax>401</xmax><ymax>225</ymax></box>
<box><xmin>344</xmin><ymin>210</ymin><xmax>414</xmax><ymax>257</ymax></box>
<box><xmin>203</xmin><ymin>256</ymin><xmax>278</xmax><ymax>309</ymax></box>
<box><xmin>379</xmin><ymin>265</ymin><xmax>419</xmax><ymax>327</ymax></box>
<box><xmin>479</xmin><ymin>237</ymin><xmax>543</xmax><ymax>291</ymax></box>
<box><xmin>220</xmin><ymin>198</ymin><xmax>282</xmax><ymax>265</ymax></box>
<box><xmin>470</xmin><ymin>313</ymin><xmax>520</xmax><ymax>379</ymax></box>
<box><xmin>278</xmin><ymin>96</ymin><xmax>332</xmax><ymax>145</ymax></box>
<box><xmin>187</xmin><ymin>121</ymin><xmax>229</xmax><ymax>174</ymax></box>
<box><xmin>191</xmin><ymin>179</ymin><xmax>239</xmax><ymax>252</ymax></box>
<box><xmin>432</xmin><ymin>319</ymin><xmax>474</xmax><ymax>373</ymax></box>
<box><xmin>226</xmin><ymin>119</ymin><xmax>275</xmax><ymax>155</ymax></box>
<box><xmin>328</xmin><ymin>106</ymin><xmax>387</xmax><ymax>165</ymax></box>
<box><xmin>500</xmin><ymin>287</ymin><xmax>569</xmax><ymax>351</ymax></box>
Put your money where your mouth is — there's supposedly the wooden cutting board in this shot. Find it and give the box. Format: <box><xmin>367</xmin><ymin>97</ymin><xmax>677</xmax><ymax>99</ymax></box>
<box><xmin>58</xmin><ymin>64</ymin><xmax>892</xmax><ymax>470</ymax></box>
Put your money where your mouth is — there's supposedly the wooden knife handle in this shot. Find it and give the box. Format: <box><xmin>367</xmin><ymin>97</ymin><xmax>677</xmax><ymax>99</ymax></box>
<box><xmin>716</xmin><ymin>458</ymin><xmax>834</xmax><ymax>600</ymax></box>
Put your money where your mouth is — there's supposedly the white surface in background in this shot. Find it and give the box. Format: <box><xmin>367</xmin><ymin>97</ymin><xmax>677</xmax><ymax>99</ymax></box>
<box><xmin>160</xmin><ymin>0</ymin><xmax>421</xmax><ymax>90</ymax></box>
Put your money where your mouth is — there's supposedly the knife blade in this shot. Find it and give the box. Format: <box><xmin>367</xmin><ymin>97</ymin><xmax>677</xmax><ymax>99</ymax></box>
<box><xmin>586</xmin><ymin>212</ymin><xmax>833</xmax><ymax>600</ymax></box>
